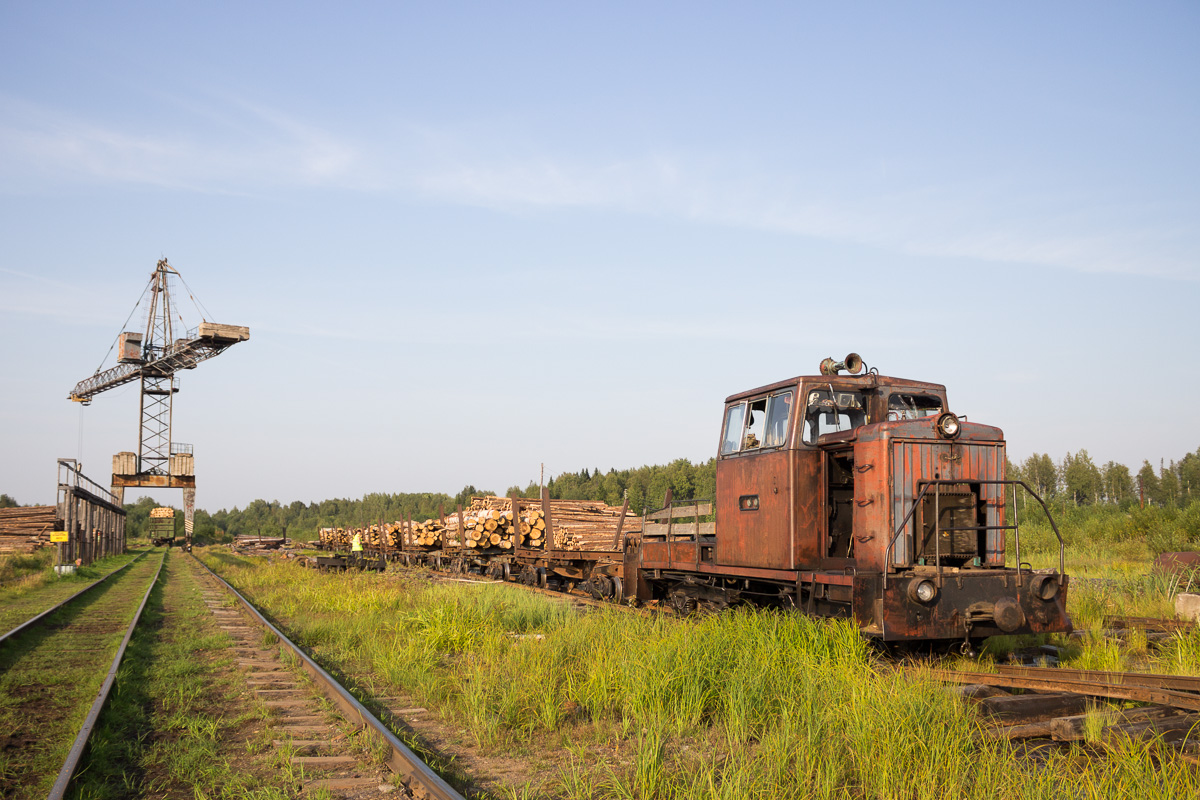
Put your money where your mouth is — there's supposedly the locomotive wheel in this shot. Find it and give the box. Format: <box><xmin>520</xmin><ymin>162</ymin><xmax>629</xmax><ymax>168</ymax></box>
<box><xmin>668</xmin><ymin>590</ymin><xmax>698</xmax><ymax>615</ymax></box>
<box><xmin>610</xmin><ymin>575</ymin><xmax>623</xmax><ymax>602</ymax></box>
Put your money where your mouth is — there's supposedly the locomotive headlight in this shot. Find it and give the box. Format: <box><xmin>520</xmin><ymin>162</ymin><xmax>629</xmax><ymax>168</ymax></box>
<box><xmin>1030</xmin><ymin>574</ymin><xmax>1059</xmax><ymax>601</ymax></box>
<box><xmin>908</xmin><ymin>578</ymin><xmax>938</xmax><ymax>604</ymax></box>
<box><xmin>935</xmin><ymin>412</ymin><xmax>961</xmax><ymax>439</ymax></box>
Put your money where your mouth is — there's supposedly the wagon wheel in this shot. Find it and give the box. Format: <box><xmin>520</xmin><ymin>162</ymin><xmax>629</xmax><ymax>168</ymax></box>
<box><xmin>610</xmin><ymin>575</ymin><xmax>623</xmax><ymax>603</ymax></box>
<box><xmin>537</xmin><ymin>567</ymin><xmax>548</xmax><ymax>589</ymax></box>
<box><xmin>502</xmin><ymin>561</ymin><xmax>511</xmax><ymax>581</ymax></box>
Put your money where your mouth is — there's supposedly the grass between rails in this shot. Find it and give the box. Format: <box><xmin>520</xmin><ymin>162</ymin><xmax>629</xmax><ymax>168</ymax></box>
<box><xmin>200</xmin><ymin>550</ymin><xmax>1200</xmax><ymax>799</ymax></box>
<box><xmin>70</xmin><ymin>549</ymin><xmax>300</xmax><ymax>799</ymax></box>
<box><xmin>0</xmin><ymin>549</ymin><xmax>145</xmax><ymax>634</ymax></box>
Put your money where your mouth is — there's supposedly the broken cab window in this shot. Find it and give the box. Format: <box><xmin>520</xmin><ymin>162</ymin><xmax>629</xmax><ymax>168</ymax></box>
<box><xmin>762</xmin><ymin>391</ymin><xmax>794</xmax><ymax>448</ymax></box>
<box><xmin>887</xmin><ymin>393</ymin><xmax>943</xmax><ymax>421</ymax></box>
<box><xmin>743</xmin><ymin>398</ymin><xmax>768</xmax><ymax>449</ymax></box>
<box><xmin>802</xmin><ymin>389</ymin><xmax>867</xmax><ymax>445</ymax></box>
<box><xmin>721</xmin><ymin>403</ymin><xmax>746</xmax><ymax>455</ymax></box>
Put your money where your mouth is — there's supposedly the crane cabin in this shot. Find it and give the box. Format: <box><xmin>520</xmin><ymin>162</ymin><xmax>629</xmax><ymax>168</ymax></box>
<box><xmin>637</xmin><ymin>354</ymin><xmax>1071</xmax><ymax>646</ymax></box>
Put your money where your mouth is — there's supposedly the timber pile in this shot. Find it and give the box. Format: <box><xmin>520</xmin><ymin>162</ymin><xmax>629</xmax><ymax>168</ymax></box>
<box><xmin>404</xmin><ymin>519</ymin><xmax>451</xmax><ymax>548</ymax></box>
<box><xmin>0</xmin><ymin>506</ymin><xmax>57</xmax><ymax>553</ymax></box>
<box><xmin>461</xmin><ymin>496</ymin><xmax>640</xmax><ymax>552</ymax></box>
<box><xmin>547</xmin><ymin>499</ymin><xmax>641</xmax><ymax>551</ymax></box>
<box><xmin>461</xmin><ymin>497</ymin><xmax>541</xmax><ymax>550</ymax></box>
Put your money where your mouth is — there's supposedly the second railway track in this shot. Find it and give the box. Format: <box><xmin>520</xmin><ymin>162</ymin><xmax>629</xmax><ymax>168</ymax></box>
<box><xmin>0</xmin><ymin>550</ymin><xmax>164</xmax><ymax>799</ymax></box>
<box><xmin>0</xmin><ymin>550</ymin><xmax>467</xmax><ymax>800</ymax></box>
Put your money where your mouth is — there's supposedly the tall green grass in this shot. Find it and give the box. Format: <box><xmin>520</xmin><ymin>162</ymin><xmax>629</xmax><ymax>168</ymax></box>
<box><xmin>202</xmin><ymin>553</ymin><xmax>1200</xmax><ymax>798</ymax></box>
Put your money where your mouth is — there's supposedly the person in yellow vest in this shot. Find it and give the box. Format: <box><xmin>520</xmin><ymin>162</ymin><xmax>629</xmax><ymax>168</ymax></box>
<box><xmin>351</xmin><ymin>530</ymin><xmax>363</xmax><ymax>565</ymax></box>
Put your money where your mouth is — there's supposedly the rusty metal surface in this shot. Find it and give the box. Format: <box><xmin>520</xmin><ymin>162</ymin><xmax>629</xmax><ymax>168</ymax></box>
<box><xmin>879</xmin><ymin>571</ymin><xmax>1069</xmax><ymax>640</ymax></box>
<box><xmin>993</xmin><ymin>664</ymin><xmax>1200</xmax><ymax>695</ymax></box>
<box><xmin>1155</xmin><ymin>552</ymin><xmax>1200</xmax><ymax>576</ymax></box>
<box><xmin>934</xmin><ymin>668</ymin><xmax>1200</xmax><ymax>712</ymax></box>
<box><xmin>714</xmin><ymin>450</ymin><xmax>791</xmax><ymax>568</ymax></box>
<box><xmin>1105</xmin><ymin>615</ymin><xmax>1197</xmax><ymax>632</ymax></box>
<box><xmin>888</xmin><ymin>436</ymin><xmax>1005</xmax><ymax>568</ymax></box>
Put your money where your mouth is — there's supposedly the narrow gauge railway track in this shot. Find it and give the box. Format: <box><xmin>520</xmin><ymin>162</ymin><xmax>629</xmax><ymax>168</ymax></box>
<box><xmin>191</xmin><ymin>554</ymin><xmax>466</xmax><ymax>800</ymax></box>
<box><xmin>937</xmin><ymin>663</ymin><xmax>1200</xmax><ymax>757</ymax></box>
<box><xmin>0</xmin><ymin>550</ymin><xmax>164</xmax><ymax>799</ymax></box>
<box><xmin>0</xmin><ymin>551</ymin><xmax>148</xmax><ymax>645</ymax></box>
<box><xmin>1105</xmin><ymin>615</ymin><xmax>1198</xmax><ymax>634</ymax></box>
<box><xmin>934</xmin><ymin>665</ymin><xmax>1200</xmax><ymax>711</ymax></box>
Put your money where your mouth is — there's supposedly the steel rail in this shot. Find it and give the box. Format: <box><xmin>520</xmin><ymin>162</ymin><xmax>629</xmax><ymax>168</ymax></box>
<box><xmin>932</xmin><ymin>669</ymin><xmax>1200</xmax><ymax>712</ymax></box>
<box><xmin>49</xmin><ymin>551</ymin><xmax>166</xmax><ymax>799</ymax></box>
<box><xmin>992</xmin><ymin>664</ymin><xmax>1200</xmax><ymax>695</ymax></box>
<box><xmin>191</xmin><ymin>554</ymin><xmax>466</xmax><ymax>800</ymax></box>
<box><xmin>1104</xmin><ymin>615</ymin><xmax>1197</xmax><ymax>633</ymax></box>
<box><xmin>0</xmin><ymin>552</ymin><xmax>148</xmax><ymax>647</ymax></box>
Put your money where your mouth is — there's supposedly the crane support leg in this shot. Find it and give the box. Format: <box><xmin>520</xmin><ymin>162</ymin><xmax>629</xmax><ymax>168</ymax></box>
<box><xmin>183</xmin><ymin>488</ymin><xmax>195</xmax><ymax>552</ymax></box>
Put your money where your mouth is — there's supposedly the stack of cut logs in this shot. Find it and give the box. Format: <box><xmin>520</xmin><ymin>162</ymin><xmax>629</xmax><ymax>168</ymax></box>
<box><xmin>405</xmin><ymin>519</ymin><xmax>445</xmax><ymax>548</ymax></box>
<box><xmin>462</xmin><ymin>496</ymin><xmax>546</xmax><ymax>550</ymax></box>
<box><xmin>0</xmin><ymin>506</ymin><xmax>58</xmax><ymax>553</ymax></box>
<box><xmin>548</xmin><ymin>500</ymin><xmax>642</xmax><ymax>551</ymax></box>
<box><xmin>313</xmin><ymin>496</ymin><xmax>641</xmax><ymax>554</ymax></box>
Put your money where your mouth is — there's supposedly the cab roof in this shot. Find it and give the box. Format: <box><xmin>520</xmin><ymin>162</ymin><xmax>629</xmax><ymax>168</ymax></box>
<box><xmin>724</xmin><ymin>373</ymin><xmax>947</xmax><ymax>404</ymax></box>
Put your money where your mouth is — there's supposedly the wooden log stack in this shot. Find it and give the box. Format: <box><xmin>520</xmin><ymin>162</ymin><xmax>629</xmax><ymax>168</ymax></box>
<box><xmin>0</xmin><ymin>506</ymin><xmax>58</xmax><ymax>553</ymax></box>
<box><xmin>547</xmin><ymin>499</ymin><xmax>642</xmax><ymax>551</ymax></box>
<box><xmin>460</xmin><ymin>496</ymin><xmax>640</xmax><ymax>552</ymax></box>
<box><xmin>461</xmin><ymin>497</ymin><xmax>541</xmax><ymax>550</ymax></box>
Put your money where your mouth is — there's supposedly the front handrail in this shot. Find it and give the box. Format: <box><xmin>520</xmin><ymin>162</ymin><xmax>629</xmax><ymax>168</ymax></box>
<box><xmin>882</xmin><ymin>479</ymin><xmax>1065</xmax><ymax>588</ymax></box>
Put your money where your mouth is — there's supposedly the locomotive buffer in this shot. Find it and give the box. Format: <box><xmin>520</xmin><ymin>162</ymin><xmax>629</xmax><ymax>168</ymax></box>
<box><xmin>68</xmin><ymin>258</ymin><xmax>249</xmax><ymax>548</ymax></box>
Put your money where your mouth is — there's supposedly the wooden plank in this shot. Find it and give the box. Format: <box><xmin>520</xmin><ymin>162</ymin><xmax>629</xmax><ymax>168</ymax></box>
<box><xmin>644</xmin><ymin>522</ymin><xmax>716</xmax><ymax>538</ymax></box>
<box><xmin>977</xmin><ymin>692</ymin><xmax>1093</xmax><ymax>725</ymax></box>
<box><xmin>643</xmin><ymin>503</ymin><xmax>713</xmax><ymax>521</ymax></box>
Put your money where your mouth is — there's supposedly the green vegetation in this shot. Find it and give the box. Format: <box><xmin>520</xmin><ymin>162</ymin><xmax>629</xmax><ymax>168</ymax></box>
<box><xmin>200</xmin><ymin>553</ymin><xmax>1200</xmax><ymax>799</ymax></box>
<box><xmin>0</xmin><ymin>550</ymin><xmax>142</xmax><ymax>635</ymax></box>
<box><xmin>72</xmin><ymin>550</ymin><xmax>298</xmax><ymax>799</ymax></box>
<box><xmin>123</xmin><ymin>458</ymin><xmax>716</xmax><ymax>542</ymax></box>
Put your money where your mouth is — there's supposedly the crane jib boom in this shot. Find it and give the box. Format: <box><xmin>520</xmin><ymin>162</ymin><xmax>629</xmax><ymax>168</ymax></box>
<box><xmin>69</xmin><ymin>323</ymin><xmax>249</xmax><ymax>403</ymax></box>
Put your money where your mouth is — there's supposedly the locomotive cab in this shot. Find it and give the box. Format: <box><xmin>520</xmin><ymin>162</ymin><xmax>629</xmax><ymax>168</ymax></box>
<box><xmin>641</xmin><ymin>354</ymin><xmax>1071</xmax><ymax>645</ymax></box>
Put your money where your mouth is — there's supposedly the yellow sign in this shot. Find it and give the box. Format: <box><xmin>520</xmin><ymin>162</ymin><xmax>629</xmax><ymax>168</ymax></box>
<box><xmin>50</xmin><ymin>531</ymin><xmax>69</xmax><ymax>543</ymax></box>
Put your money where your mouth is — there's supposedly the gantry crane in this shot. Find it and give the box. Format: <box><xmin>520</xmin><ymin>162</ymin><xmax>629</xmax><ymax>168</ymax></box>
<box><xmin>68</xmin><ymin>258</ymin><xmax>249</xmax><ymax>547</ymax></box>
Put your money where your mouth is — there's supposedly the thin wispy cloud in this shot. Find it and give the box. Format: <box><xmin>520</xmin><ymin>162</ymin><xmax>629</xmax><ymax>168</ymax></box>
<box><xmin>2</xmin><ymin>94</ymin><xmax>1195</xmax><ymax>281</ymax></box>
<box><xmin>0</xmin><ymin>95</ymin><xmax>367</xmax><ymax>192</ymax></box>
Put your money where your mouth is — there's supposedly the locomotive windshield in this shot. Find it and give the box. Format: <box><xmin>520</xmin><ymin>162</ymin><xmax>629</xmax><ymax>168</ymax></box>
<box><xmin>802</xmin><ymin>389</ymin><xmax>866</xmax><ymax>444</ymax></box>
<box><xmin>888</xmin><ymin>393</ymin><xmax>942</xmax><ymax>420</ymax></box>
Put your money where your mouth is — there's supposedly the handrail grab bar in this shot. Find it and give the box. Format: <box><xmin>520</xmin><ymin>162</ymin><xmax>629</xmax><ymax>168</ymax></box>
<box><xmin>883</xmin><ymin>479</ymin><xmax>1065</xmax><ymax>588</ymax></box>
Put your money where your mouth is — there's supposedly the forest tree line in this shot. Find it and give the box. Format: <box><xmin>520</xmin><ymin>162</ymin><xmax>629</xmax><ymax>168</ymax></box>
<box><xmin>7</xmin><ymin>445</ymin><xmax>1197</xmax><ymax>544</ymax></box>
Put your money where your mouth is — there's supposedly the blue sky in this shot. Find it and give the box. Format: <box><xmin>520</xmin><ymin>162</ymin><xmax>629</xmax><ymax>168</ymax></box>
<box><xmin>2</xmin><ymin>2</ymin><xmax>1197</xmax><ymax>510</ymax></box>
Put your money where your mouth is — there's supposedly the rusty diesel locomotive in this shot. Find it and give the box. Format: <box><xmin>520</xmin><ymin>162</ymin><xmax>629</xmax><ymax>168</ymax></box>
<box><xmin>341</xmin><ymin>354</ymin><xmax>1071</xmax><ymax>647</ymax></box>
<box><xmin>636</xmin><ymin>353</ymin><xmax>1071</xmax><ymax>646</ymax></box>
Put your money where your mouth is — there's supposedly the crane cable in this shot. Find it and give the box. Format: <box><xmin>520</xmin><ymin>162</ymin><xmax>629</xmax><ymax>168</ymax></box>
<box><xmin>92</xmin><ymin>274</ymin><xmax>154</xmax><ymax>375</ymax></box>
<box><xmin>175</xmin><ymin>270</ymin><xmax>216</xmax><ymax>324</ymax></box>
